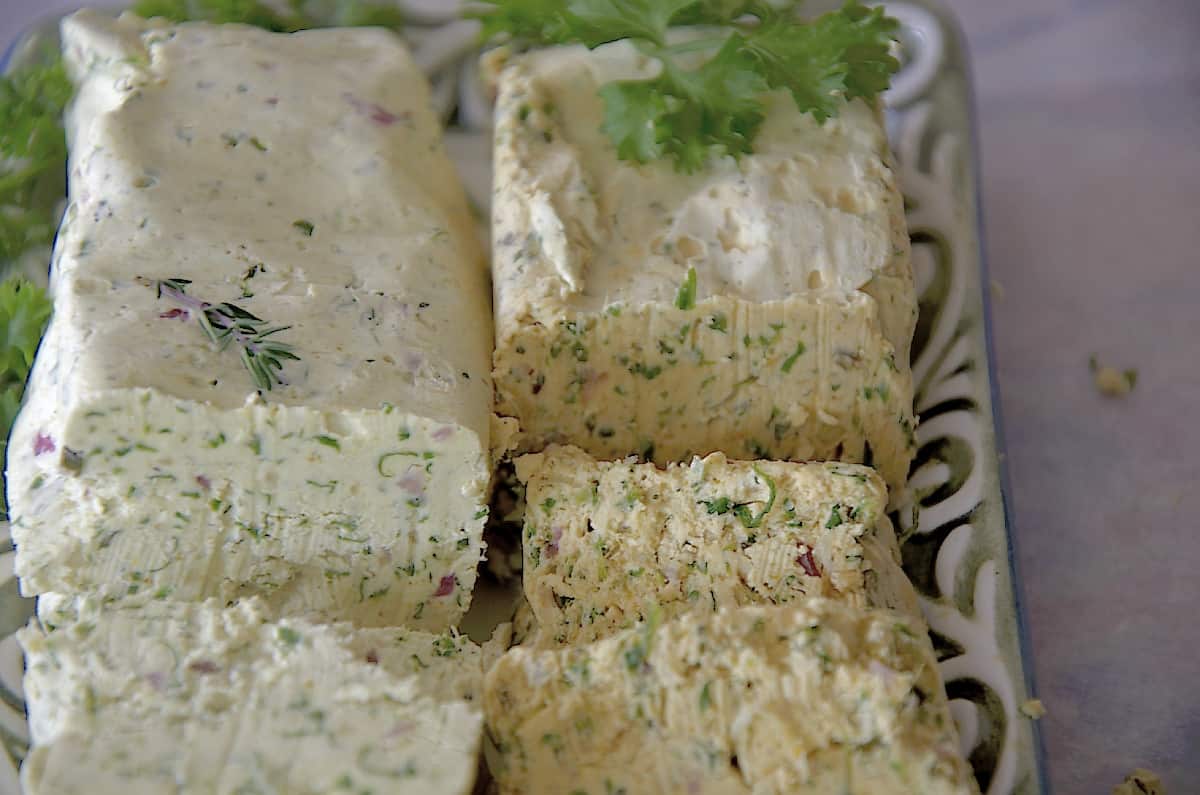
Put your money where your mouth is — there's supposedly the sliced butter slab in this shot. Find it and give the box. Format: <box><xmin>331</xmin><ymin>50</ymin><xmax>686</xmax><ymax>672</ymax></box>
<box><xmin>7</xmin><ymin>11</ymin><xmax>493</xmax><ymax>627</ymax></box>
<box><xmin>485</xmin><ymin>601</ymin><xmax>977</xmax><ymax>795</ymax></box>
<box><xmin>20</xmin><ymin>595</ymin><xmax>485</xmax><ymax>795</ymax></box>
<box><xmin>490</xmin><ymin>43</ymin><xmax>917</xmax><ymax>491</ymax></box>
<box><xmin>516</xmin><ymin>445</ymin><xmax>918</xmax><ymax>646</ymax></box>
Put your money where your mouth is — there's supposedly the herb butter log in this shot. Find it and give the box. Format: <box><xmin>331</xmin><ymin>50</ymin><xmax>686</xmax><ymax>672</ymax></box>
<box><xmin>490</xmin><ymin>43</ymin><xmax>917</xmax><ymax>492</ymax></box>
<box><xmin>6</xmin><ymin>12</ymin><xmax>496</xmax><ymax>627</ymax></box>
<box><xmin>20</xmin><ymin>596</ymin><xmax>487</xmax><ymax>795</ymax></box>
<box><xmin>517</xmin><ymin>445</ymin><xmax>919</xmax><ymax>646</ymax></box>
<box><xmin>486</xmin><ymin>601</ymin><xmax>978</xmax><ymax>795</ymax></box>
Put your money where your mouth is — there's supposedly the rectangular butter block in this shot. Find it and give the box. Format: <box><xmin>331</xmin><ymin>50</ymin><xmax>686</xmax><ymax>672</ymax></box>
<box><xmin>7</xmin><ymin>11</ymin><xmax>494</xmax><ymax>627</ymax></box>
<box><xmin>490</xmin><ymin>44</ymin><xmax>917</xmax><ymax>491</ymax></box>
<box><xmin>20</xmin><ymin>595</ymin><xmax>486</xmax><ymax>795</ymax></box>
<box><xmin>485</xmin><ymin>602</ymin><xmax>977</xmax><ymax>795</ymax></box>
<box><xmin>516</xmin><ymin>445</ymin><xmax>919</xmax><ymax>646</ymax></box>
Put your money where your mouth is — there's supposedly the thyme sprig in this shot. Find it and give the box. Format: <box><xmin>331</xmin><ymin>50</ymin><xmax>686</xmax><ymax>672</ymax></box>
<box><xmin>144</xmin><ymin>277</ymin><xmax>300</xmax><ymax>391</ymax></box>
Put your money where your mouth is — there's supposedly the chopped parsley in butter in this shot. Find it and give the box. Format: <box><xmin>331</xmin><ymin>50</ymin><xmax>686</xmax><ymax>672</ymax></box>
<box><xmin>21</xmin><ymin>595</ymin><xmax>487</xmax><ymax>795</ymax></box>
<box><xmin>485</xmin><ymin>601</ymin><xmax>978</xmax><ymax>794</ymax></box>
<box><xmin>515</xmin><ymin>445</ymin><xmax>920</xmax><ymax>646</ymax></box>
<box><xmin>489</xmin><ymin>43</ymin><xmax>917</xmax><ymax>491</ymax></box>
<box><xmin>8</xmin><ymin>12</ymin><xmax>495</xmax><ymax>628</ymax></box>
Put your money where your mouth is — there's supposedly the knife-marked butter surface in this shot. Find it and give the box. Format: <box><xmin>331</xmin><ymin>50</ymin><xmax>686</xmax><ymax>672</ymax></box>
<box><xmin>485</xmin><ymin>602</ymin><xmax>977</xmax><ymax>795</ymax></box>
<box><xmin>7</xmin><ymin>11</ymin><xmax>494</xmax><ymax>627</ymax></box>
<box><xmin>516</xmin><ymin>445</ymin><xmax>919</xmax><ymax>646</ymax></box>
<box><xmin>20</xmin><ymin>596</ymin><xmax>485</xmax><ymax>795</ymax></box>
<box><xmin>490</xmin><ymin>44</ymin><xmax>917</xmax><ymax>490</ymax></box>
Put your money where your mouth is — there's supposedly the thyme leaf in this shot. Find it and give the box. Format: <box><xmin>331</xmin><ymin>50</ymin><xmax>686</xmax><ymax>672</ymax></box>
<box><xmin>145</xmin><ymin>277</ymin><xmax>300</xmax><ymax>391</ymax></box>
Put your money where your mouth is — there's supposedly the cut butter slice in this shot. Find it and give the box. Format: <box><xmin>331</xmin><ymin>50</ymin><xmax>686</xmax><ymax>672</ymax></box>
<box><xmin>516</xmin><ymin>446</ymin><xmax>919</xmax><ymax>646</ymax></box>
<box><xmin>7</xmin><ymin>11</ymin><xmax>494</xmax><ymax>628</ymax></box>
<box><xmin>489</xmin><ymin>43</ymin><xmax>917</xmax><ymax>491</ymax></box>
<box><xmin>20</xmin><ymin>595</ymin><xmax>487</xmax><ymax>795</ymax></box>
<box><xmin>485</xmin><ymin>601</ymin><xmax>978</xmax><ymax>795</ymax></box>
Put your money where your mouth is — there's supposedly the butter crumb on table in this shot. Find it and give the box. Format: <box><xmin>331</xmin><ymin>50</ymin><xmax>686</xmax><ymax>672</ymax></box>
<box><xmin>1090</xmin><ymin>355</ymin><xmax>1138</xmax><ymax>397</ymax></box>
<box><xmin>1113</xmin><ymin>768</ymin><xmax>1166</xmax><ymax>795</ymax></box>
<box><xmin>1019</xmin><ymin>698</ymin><xmax>1046</xmax><ymax>719</ymax></box>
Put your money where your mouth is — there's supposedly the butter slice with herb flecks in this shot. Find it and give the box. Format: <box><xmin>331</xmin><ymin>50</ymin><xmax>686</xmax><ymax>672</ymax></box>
<box><xmin>20</xmin><ymin>595</ymin><xmax>486</xmax><ymax>795</ymax></box>
<box><xmin>485</xmin><ymin>601</ymin><xmax>978</xmax><ymax>795</ymax></box>
<box><xmin>7</xmin><ymin>11</ymin><xmax>494</xmax><ymax>627</ymax></box>
<box><xmin>489</xmin><ymin>43</ymin><xmax>917</xmax><ymax>493</ymax></box>
<box><xmin>516</xmin><ymin>445</ymin><xmax>920</xmax><ymax>646</ymax></box>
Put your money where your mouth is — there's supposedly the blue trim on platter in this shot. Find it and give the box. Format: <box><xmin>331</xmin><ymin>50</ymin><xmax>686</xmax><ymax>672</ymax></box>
<box><xmin>939</xmin><ymin>3</ymin><xmax>1051</xmax><ymax>791</ymax></box>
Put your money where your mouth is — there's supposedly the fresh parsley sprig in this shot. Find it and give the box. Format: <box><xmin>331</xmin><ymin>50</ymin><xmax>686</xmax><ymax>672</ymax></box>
<box><xmin>147</xmin><ymin>277</ymin><xmax>300</xmax><ymax>391</ymax></box>
<box><xmin>0</xmin><ymin>277</ymin><xmax>51</xmax><ymax>515</ymax></box>
<box><xmin>0</xmin><ymin>277</ymin><xmax>50</xmax><ymax>442</ymax></box>
<box><xmin>130</xmin><ymin>0</ymin><xmax>406</xmax><ymax>33</ymax></box>
<box><xmin>474</xmin><ymin>0</ymin><xmax>900</xmax><ymax>171</ymax></box>
<box><xmin>0</xmin><ymin>60</ymin><xmax>73</xmax><ymax>263</ymax></box>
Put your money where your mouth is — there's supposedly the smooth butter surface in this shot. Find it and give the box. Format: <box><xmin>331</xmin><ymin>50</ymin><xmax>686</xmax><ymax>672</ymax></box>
<box><xmin>516</xmin><ymin>445</ymin><xmax>919</xmax><ymax>646</ymax></box>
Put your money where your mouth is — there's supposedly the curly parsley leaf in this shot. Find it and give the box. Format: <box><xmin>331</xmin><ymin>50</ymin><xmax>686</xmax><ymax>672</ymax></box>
<box><xmin>471</xmin><ymin>0</ymin><xmax>692</xmax><ymax>46</ymax></box>
<box><xmin>469</xmin><ymin>0</ymin><xmax>575</xmax><ymax>43</ymax></box>
<box><xmin>600</xmin><ymin>35</ymin><xmax>766</xmax><ymax>172</ymax></box>
<box><xmin>0</xmin><ymin>278</ymin><xmax>50</xmax><ymax>380</ymax></box>
<box><xmin>328</xmin><ymin>1</ymin><xmax>406</xmax><ymax>29</ymax></box>
<box><xmin>568</xmin><ymin>0</ymin><xmax>696</xmax><ymax>47</ymax></box>
<box><xmin>0</xmin><ymin>278</ymin><xmax>51</xmax><ymax>492</ymax></box>
<box><xmin>671</xmin><ymin>0</ymin><xmax>753</xmax><ymax>26</ymax></box>
<box><xmin>131</xmin><ymin>0</ymin><xmax>405</xmax><ymax>32</ymax></box>
<box><xmin>741</xmin><ymin>1</ymin><xmax>899</xmax><ymax>122</ymax></box>
<box><xmin>132</xmin><ymin>0</ymin><xmax>292</xmax><ymax>29</ymax></box>
<box><xmin>477</xmin><ymin>0</ymin><xmax>901</xmax><ymax>169</ymax></box>
<box><xmin>0</xmin><ymin>59</ymin><xmax>72</xmax><ymax>263</ymax></box>
<box><xmin>598</xmin><ymin>80</ymin><xmax>674</xmax><ymax>163</ymax></box>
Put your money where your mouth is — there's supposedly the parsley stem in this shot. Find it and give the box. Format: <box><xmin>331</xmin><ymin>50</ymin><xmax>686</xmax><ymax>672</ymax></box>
<box><xmin>657</xmin><ymin>37</ymin><xmax>729</xmax><ymax>57</ymax></box>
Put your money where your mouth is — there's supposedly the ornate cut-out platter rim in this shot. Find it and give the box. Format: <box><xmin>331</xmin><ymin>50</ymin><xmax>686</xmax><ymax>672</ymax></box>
<box><xmin>0</xmin><ymin>2</ymin><xmax>1046</xmax><ymax>793</ymax></box>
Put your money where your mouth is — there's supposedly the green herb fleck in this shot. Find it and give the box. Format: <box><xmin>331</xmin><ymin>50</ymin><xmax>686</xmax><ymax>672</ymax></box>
<box><xmin>622</xmin><ymin>604</ymin><xmax>663</xmax><ymax>673</ymax></box>
<box><xmin>630</xmin><ymin>362</ymin><xmax>663</xmax><ymax>380</ymax></box>
<box><xmin>731</xmin><ymin>466</ymin><xmax>776</xmax><ymax>529</ymax></box>
<box><xmin>781</xmin><ymin>340</ymin><xmax>806</xmax><ymax>373</ymax></box>
<box><xmin>277</xmin><ymin>626</ymin><xmax>301</xmax><ymax>647</ymax></box>
<box><xmin>703</xmin><ymin>496</ymin><xmax>733</xmax><ymax>515</ymax></box>
<box><xmin>674</xmin><ymin>266</ymin><xmax>697</xmax><ymax>310</ymax></box>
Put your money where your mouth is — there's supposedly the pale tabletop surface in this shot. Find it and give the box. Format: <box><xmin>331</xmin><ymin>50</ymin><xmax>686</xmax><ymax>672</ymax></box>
<box><xmin>1</xmin><ymin>1</ymin><xmax>1197</xmax><ymax>793</ymax></box>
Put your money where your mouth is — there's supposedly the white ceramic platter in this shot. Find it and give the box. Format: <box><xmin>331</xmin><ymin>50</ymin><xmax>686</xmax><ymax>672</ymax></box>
<box><xmin>0</xmin><ymin>2</ymin><xmax>1046</xmax><ymax>792</ymax></box>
